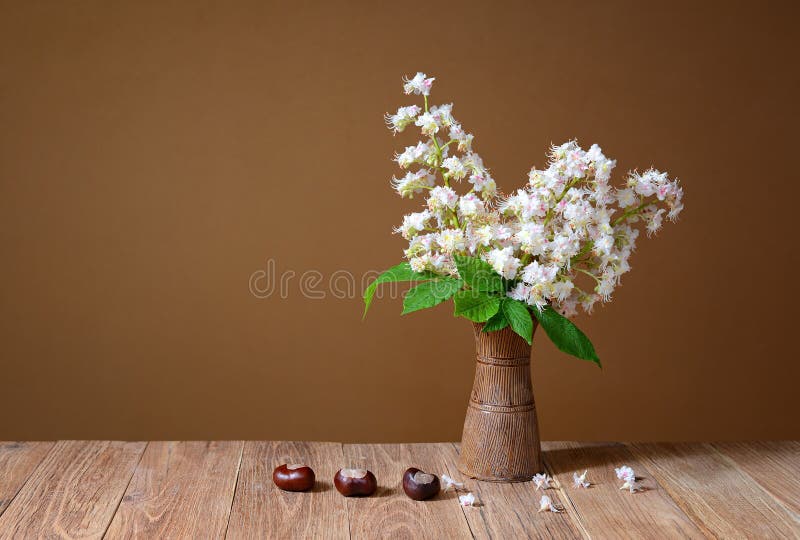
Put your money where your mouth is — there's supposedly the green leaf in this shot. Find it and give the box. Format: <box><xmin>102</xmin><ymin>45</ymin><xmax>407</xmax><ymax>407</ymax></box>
<box><xmin>453</xmin><ymin>290</ymin><xmax>501</xmax><ymax>322</ymax></box>
<box><xmin>402</xmin><ymin>278</ymin><xmax>462</xmax><ymax>315</ymax></box>
<box><xmin>363</xmin><ymin>262</ymin><xmax>433</xmax><ymax>318</ymax></box>
<box><xmin>482</xmin><ymin>309</ymin><xmax>509</xmax><ymax>332</ymax></box>
<box><xmin>454</xmin><ymin>255</ymin><xmax>504</xmax><ymax>293</ymax></box>
<box><xmin>532</xmin><ymin>306</ymin><xmax>601</xmax><ymax>367</ymax></box>
<box><xmin>502</xmin><ymin>298</ymin><xmax>534</xmax><ymax>344</ymax></box>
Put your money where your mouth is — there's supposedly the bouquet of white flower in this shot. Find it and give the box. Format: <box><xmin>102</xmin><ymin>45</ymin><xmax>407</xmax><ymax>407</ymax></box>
<box><xmin>364</xmin><ymin>72</ymin><xmax>684</xmax><ymax>366</ymax></box>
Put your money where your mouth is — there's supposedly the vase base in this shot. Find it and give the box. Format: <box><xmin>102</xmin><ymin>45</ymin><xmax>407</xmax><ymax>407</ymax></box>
<box><xmin>455</xmin><ymin>465</ymin><xmax>535</xmax><ymax>483</ymax></box>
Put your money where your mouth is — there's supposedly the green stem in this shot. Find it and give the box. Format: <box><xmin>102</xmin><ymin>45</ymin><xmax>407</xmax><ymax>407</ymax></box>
<box><xmin>576</xmin><ymin>268</ymin><xmax>601</xmax><ymax>284</ymax></box>
<box><xmin>613</xmin><ymin>200</ymin><xmax>653</xmax><ymax>226</ymax></box>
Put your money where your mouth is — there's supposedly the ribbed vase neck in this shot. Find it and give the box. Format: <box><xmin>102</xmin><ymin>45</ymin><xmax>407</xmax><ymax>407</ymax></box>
<box><xmin>472</xmin><ymin>322</ymin><xmax>535</xmax><ymax>365</ymax></box>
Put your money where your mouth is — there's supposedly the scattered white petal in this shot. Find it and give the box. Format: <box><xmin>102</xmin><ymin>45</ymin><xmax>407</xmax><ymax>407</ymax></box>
<box><xmin>615</xmin><ymin>465</ymin><xmax>642</xmax><ymax>493</ymax></box>
<box><xmin>572</xmin><ymin>470</ymin><xmax>590</xmax><ymax>488</ymax></box>
<box><xmin>441</xmin><ymin>473</ymin><xmax>465</xmax><ymax>492</ymax></box>
<box><xmin>619</xmin><ymin>479</ymin><xmax>643</xmax><ymax>493</ymax></box>
<box><xmin>615</xmin><ymin>465</ymin><xmax>635</xmax><ymax>482</ymax></box>
<box><xmin>532</xmin><ymin>473</ymin><xmax>553</xmax><ymax>490</ymax></box>
<box><xmin>459</xmin><ymin>492</ymin><xmax>478</xmax><ymax>507</ymax></box>
<box><xmin>537</xmin><ymin>494</ymin><xmax>563</xmax><ymax>513</ymax></box>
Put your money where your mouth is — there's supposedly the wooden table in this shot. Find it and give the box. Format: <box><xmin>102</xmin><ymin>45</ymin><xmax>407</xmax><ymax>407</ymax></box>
<box><xmin>0</xmin><ymin>441</ymin><xmax>797</xmax><ymax>538</ymax></box>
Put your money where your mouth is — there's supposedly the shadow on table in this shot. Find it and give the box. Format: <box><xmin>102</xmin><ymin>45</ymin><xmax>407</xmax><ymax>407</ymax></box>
<box><xmin>543</xmin><ymin>442</ymin><xmax>718</xmax><ymax>470</ymax></box>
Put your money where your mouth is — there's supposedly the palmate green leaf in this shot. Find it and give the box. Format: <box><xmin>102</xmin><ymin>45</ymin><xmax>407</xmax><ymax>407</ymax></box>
<box><xmin>402</xmin><ymin>278</ymin><xmax>463</xmax><ymax>315</ymax></box>
<box><xmin>533</xmin><ymin>305</ymin><xmax>601</xmax><ymax>367</ymax></box>
<box><xmin>454</xmin><ymin>255</ymin><xmax>504</xmax><ymax>293</ymax></box>
<box><xmin>482</xmin><ymin>309</ymin><xmax>509</xmax><ymax>332</ymax></box>
<box><xmin>502</xmin><ymin>298</ymin><xmax>534</xmax><ymax>344</ymax></box>
<box><xmin>453</xmin><ymin>290</ymin><xmax>501</xmax><ymax>322</ymax></box>
<box><xmin>363</xmin><ymin>262</ymin><xmax>434</xmax><ymax>318</ymax></box>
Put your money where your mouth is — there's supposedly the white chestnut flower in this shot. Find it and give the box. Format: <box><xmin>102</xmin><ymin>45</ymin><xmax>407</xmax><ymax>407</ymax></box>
<box><xmin>403</xmin><ymin>72</ymin><xmax>435</xmax><ymax>96</ymax></box>
<box><xmin>384</xmin><ymin>105</ymin><xmax>422</xmax><ymax>134</ymax></box>
<box><xmin>537</xmin><ymin>495</ymin><xmax>563</xmax><ymax>513</ymax></box>
<box><xmin>427</xmin><ymin>186</ymin><xmax>459</xmax><ymax>212</ymax></box>
<box><xmin>415</xmin><ymin>111</ymin><xmax>440</xmax><ymax>137</ymax></box>
<box><xmin>441</xmin><ymin>474</ymin><xmax>464</xmax><ymax>492</ymax></box>
<box><xmin>394</xmin><ymin>141</ymin><xmax>432</xmax><ymax>169</ymax></box>
<box><xmin>532</xmin><ymin>473</ymin><xmax>552</xmax><ymax>490</ymax></box>
<box><xmin>449</xmin><ymin>123</ymin><xmax>473</xmax><ymax>152</ymax></box>
<box><xmin>572</xmin><ymin>470</ymin><xmax>590</xmax><ymax>488</ymax></box>
<box><xmin>395</xmin><ymin>210</ymin><xmax>432</xmax><ymax>240</ymax></box>
<box><xmin>615</xmin><ymin>465</ymin><xmax>634</xmax><ymax>482</ymax></box>
<box><xmin>615</xmin><ymin>465</ymin><xmax>642</xmax><ymax>493</ymax></box>
<box><xmin>442</xmin><ymin>156</ymin><xmax>468</xmax><ymax>181</ymax></box>
<box><xmin>458</xmin><ymin>193</ymin><xmax>485</xmax><ymax>218</ymax></box>
<box><xmin>437</xmin><ymin>228</ymin><xmax>466</xmax><ymax>253</ymax></box>
<box><xmin>384</xmin><ymin>74</ymin><xmax>685</xmax><ymax>318</ymax></box>
<box><xmin>486</xmin><ymin>247</ymin><xmax>521</xmax><ymax>280</ymax></box>
<box><xmin>430</xmin><ymin>103</ymin><xmax>454</xmax><ymax>127</ymax></box>
<box><xmin>391</xmin><ymin>169</ymin><xmax>434</xmax><ymax>198</ymax></box>
<box><xmin>459</xmin><ymin>492</ymin><xmax>478</xmax><ymax>507</ymax></box>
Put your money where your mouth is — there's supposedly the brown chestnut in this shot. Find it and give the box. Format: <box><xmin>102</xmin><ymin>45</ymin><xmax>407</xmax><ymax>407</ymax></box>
<box><xmin>273</xmin><ymin>463</ymin><xmax>315</xmax><ymax>492</ymax></box>
<box><xmin>334</xmin><ymin>468</ymin><xmax>377</xmax><ymax>496</ymax></box>
<box><xmin>402</xmin><ymin>467</ymin><xmax>440</xmax><ymax>500</ymax></box>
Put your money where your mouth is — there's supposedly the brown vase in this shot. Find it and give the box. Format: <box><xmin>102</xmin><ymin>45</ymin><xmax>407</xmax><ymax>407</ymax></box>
<box><xmin>457</xmin><ymin>321</ymin><xmax>543</xmax><ymax>482</ymax></box>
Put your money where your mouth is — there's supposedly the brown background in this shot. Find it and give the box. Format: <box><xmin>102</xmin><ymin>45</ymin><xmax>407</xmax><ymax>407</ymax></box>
<box><xmin>1</xmin><ymin>1</ymin><xmax>798</xmax><ymax>442</ymax></box>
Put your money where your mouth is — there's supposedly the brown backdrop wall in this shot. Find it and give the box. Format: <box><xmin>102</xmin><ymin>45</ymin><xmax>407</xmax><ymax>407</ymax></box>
<box><xmin>1</xmin><ymin>0</ymin><xmax>798</xmax><ymax>441</ymax></box>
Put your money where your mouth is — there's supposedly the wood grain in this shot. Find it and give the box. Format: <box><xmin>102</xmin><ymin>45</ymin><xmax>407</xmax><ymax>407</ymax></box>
<box><xmin>0</xmin><ymin>440</ymin><xmax>145</xmax><ymax>539</ymax></box>
<box><xmin>226</xmin><ymin>441</ymin><xmax>348</xmax><ymax>539</ymax></box>
<box><xmin>446</xmin><ymin>442</ymin><xmax>584</xmax><ymax>539</ymax></box>
<box><xmin>342</xmin><ymin>442</ymin><xmax>473</xmax><ymax>539</ymax></box>
<box><xmin>542</xmin><ymin>441</ymin><xmax>704</xmax><ymax>538</ymax></box>
<box><xmin>712</xmin><ymin>441</ymin><xmax>800</xmax><ymax>519</ymax></box>
<box><xmin>105</xmin><ymin>441</ymin><xmax>243</xmax><ymax>538</ymax></box>
<box><xmin>0</xmin><ymin>442</ymin><xmax>53</xmax><ymax>516</ymax></box>
<box><xmin>629</xmin><ymin>442</ymin><xmax>800</xmax><ymax>538</ymax></box>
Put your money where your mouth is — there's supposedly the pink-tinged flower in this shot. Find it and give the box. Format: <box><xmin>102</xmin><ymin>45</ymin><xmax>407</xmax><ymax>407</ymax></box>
<box><xmin>442</xmin><ymin>156</ymin><xmax>468</xmax><ymax>181</ymax></box>
<box><xmin>403</xmin><ymin>72</ymin><xmax>435</xmax><ymax>96</ymax></box>
<box><xmin>532</xmin><ymin>473</ymin><xmax>552</xmax><ymax>490</ymax></box>
<box><xmin>427</xmin><ymin>186</ymin><xmax>459</xmax><ymax>212</ymax></box>
<box><xmin>458</xmin><ymin>193</ymin><xmax>485</xmax><ymax>218</ymax></box>
<box><xmin>615</xmin><ymin>465</ymin><xmax>635</xmax><ymax>482</ymax></box>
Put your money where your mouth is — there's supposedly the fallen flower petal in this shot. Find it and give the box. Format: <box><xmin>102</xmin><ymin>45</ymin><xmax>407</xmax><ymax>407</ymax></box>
<box><xmin>459</xmin><ymin>492</ymin><xmax>478</xmax><ymax>507</ymax></box>
<box><xmin>619</xmin><ymin>479</ymin><xmax>643</xmax><ymax>493</ymax></box>
<box><xmin>532</xmin><ymin>473</ymin><xmax>552</xmax><ymax>490</ymax></box>
<box><xmin>441</xmin><ymin>473</ymin><xmax>465</xmax><ymax>492</ymax></box>
<box><xmin>615</xmin><ymin>465</ymin><xmax>635</xmax><ymax>483</ymax></box>
<box><xmin>572</xmin><ymin>470</ymin><xmax>590</xmax><ymax>488</ymax></box>
<box><xmin>537</xmin><ymin>494</ymin><xmax>563</xmax><ymax>513</ymax></box>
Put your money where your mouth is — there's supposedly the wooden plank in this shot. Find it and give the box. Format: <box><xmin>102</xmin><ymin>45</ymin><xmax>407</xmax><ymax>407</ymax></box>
<box><xmin>342</xmin><ymin>442</ymin><xmax>473</xmax><ymax>539</ymax></box>
<box><xmin>0</xmin><ymin>442</ymin><xmax>54</xmax><ymax>516</ymax></box>
<box><xmin>0</xmin><ymin>440</ymin><xmax>145</xmax><ymax>539</ymax></box>
<box><xmin>105</xmin><ymin>441</ymin><xmax>243</xmax><ymax>538</ymax></box>
<box><xmin>542</xmin><ymin>441</ymin><xmax>703</xmax><ymax>538</ymax></box>
<box><xmin>629</xmin><ymin>442</ymin><xmax>800</xmax><ymax>538</ymax></box>
<box><xmin>226</xmin><ymin>441</ymin><xmax>349</xmax><ymax>539</ymax></box>
<box><xmin>712</xmin><ymin>441</ymin><xmax>800</xmax><ymax>518</ymax></box>
<box><xmin>442</xmin><ymin>443</ymin><xmax>584</xmax><ymax>539</ymax></box>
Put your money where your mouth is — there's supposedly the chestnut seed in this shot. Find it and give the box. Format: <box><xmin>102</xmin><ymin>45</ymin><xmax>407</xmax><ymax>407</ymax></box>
<box><xmin>402</xmin><ymin>467</ymin><xmax>440</xmax><ymax>501</ymax></box>
<box><xmin>334</xmin><ymin>468</ymin><xmax>377</xmax><ymax>497</ymax></box>
<box><xmin>273</xmin><ymin>463</ymin><xmax>315</xmax><ymax>492</ymax></box>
